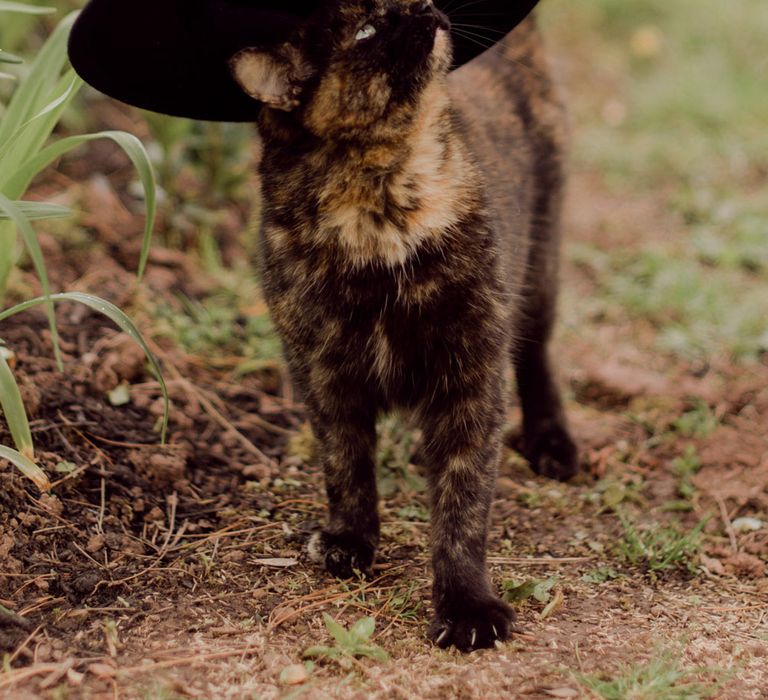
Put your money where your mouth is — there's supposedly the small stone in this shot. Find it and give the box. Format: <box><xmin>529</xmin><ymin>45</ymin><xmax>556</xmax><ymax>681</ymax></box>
<box><xmin>732</xmin><ymin>517</ymin><xmax>763</xmax><ymax>534</ymax></box>
<box><xmin>279</xmin><ymin>663</ymin><xmax>309</xmax><ymax>686</ymax></box>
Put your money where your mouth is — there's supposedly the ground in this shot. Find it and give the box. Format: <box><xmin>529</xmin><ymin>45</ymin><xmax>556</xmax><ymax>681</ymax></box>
<box><xmin>1</xmin><ymin>1</ymin><xmax>767</xmax><ymax>698</ymax></box>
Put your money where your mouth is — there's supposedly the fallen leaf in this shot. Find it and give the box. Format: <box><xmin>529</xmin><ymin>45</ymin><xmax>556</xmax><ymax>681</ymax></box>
<box><xmin>541</xmin><ymin>588</ymin><xmax>565</xmax><ymax>620</ymax></box>
<box><xmin>255</xmin><ymin>557</ymin><xmax>297</xmax><ymax>568</ymax></box>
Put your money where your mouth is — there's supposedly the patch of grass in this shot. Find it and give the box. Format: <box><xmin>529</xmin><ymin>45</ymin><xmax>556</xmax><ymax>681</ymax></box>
<box><xmin>581</xmin><ymin>566</ymin><xmax>622</xmax><ymax>584</ymax></box>
<box><xmin>152</xmin><ymin>292</ymin><xmax>281</xmax><ymax>373</ymax></box>
<box><xmin>614</xmin><ymin>507</ymin><xmax>706</xmax><ymax>573</ymax></box>
<box><xmin>672</xmin><ymin>402</ymin><xmax>718</xmax><ymax>439</ymax></box>
<box><xmin>376</xmin><ymin>415</ymin><xmax>424</xmax><ymax>498</ymax></box>
<box><xmin>388</xmin><ymin>582</ymin><xmax>423</xmax><ymax>623</ymax></box>
<box><xmin>671</xmin><ymin>445</ymin><xmax>702</xmax><ymax>498</ymax></box>
<box><xmin>573</xmin><ymin>245</ymin><xmax>768</xmax><ymax>360</ymax></box>
<box><xmin>576</xmin><ymin>645</ymin><xmax>721</xmax><ymax>699</ymax></box>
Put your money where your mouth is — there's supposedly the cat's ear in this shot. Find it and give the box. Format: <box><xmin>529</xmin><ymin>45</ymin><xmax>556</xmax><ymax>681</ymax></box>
<box><xmin>229</xmin><ymin>44</ymin><xmax>310</xmax><ymax>112</ymax></box>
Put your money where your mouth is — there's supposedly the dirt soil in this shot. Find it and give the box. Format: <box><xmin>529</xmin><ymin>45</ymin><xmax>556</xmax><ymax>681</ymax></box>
<box><xmin>2</xmin><ymin>62</ymin><xmax>768</xmax><ymax>700</ymax></box>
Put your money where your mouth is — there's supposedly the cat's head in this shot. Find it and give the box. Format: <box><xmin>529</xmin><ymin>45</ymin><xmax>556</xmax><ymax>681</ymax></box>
<box><xmin>229</xmin><ymin>0</ymin><xmax>451</xmax><ymax>138</ymax></box>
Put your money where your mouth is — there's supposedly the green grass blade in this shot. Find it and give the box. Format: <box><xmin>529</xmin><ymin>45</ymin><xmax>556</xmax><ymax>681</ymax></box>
<box><xmin>0</xmin><ymin>50</ymin><xmax>23</xmax><ymax>64</ymax></box>
<box><xmin>0</xmin><ymin>71</ymin><xmax>18</xmax><ymax>81</ymax></box>
<box><xmin>0</xmin><ymin>10</ymin><xmax>76</xmax><ymax>147</ymax></box>
<box><xmin>0</xmin><ymin>221</ymin><xmax>15</xmax><ymax>297</ymax></box>
<box><xmin>0</xmin><ymin>292</ymin><xmax>169</xmax><ymax>441</ymax></box>
<box><xmin>0</xmin><ymin>2</ymin><xmax>55</xmax><ymax>13</ymax></box>
<box><xmin>0</xmin><ymin>193</ymin><xmax>61</xmax><ymax>367</ymax></box>
<box><xmin>0</xmin><ymin>201</ymin><xmax>70</xmax><ymax>220</ymax></box>
<box><xmin>0</xmin><ymin>71</ymin><xmax>82</xmax><ymax>194</ymax></box>
<box><xmin>5</xmin><ymin>131</ymin><xmax>156</xmax><ymax>277</ymax></box>
<box><xmin>0</xmin><ymin>348</ymin><xmax>33</xmax><ymax>459</ymax></box>
<box><xmin>0</xmin><ymin>444</ymin><xmax>49</xmax><ymax>491</ymax></box>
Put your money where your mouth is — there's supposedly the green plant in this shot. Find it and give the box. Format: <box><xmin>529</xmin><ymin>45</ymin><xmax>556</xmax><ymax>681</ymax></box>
<box><xmin>615</xmin><ymin>507</ymin><xmax>707</xmax><ymax>573</ymax></box>
<box><xmin>303</xmin><ymin>614</ymin><xmax>388</xmax><ymax>668</ymax></box>
<box><xmin>671</xmin><ymin>444</ymin><xmax>702</xmax><ymax>499</ymax></box>
<box><xmin>376</xmin><ymin>415</ymin><xmax>424</xmax><ymax>498</ymax></box>
<box><xmin>576</xmin><ymin>645</ymin><xmax>721</xmax><ymax>700</ymax></box>
<box><xmin>0</xmin><ymin>4</ymin><xmax>166</xmax><ymax>487</ymax></box>
<box><xmin>672</xmin><ymin>401</ymin><xmax>718</xmax><ymax>439</ymax></box>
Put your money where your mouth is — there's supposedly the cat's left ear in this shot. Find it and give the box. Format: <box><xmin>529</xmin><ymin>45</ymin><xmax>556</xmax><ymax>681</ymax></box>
<box><xmin>230</xmin><ymin>44</ymin><xmax>311</xmax><ymax>112</ymax></box>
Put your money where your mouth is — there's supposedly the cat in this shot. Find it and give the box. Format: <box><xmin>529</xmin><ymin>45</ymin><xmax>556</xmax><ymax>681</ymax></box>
<box><xmin>230</xmin><ymin>0</ymin><xmax>577</xmax><ymax>652</ymax></box>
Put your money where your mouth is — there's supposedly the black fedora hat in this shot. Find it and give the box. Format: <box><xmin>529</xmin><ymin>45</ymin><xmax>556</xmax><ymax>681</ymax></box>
<box><xmin>68</xmin><ymin>0</ymin><xmax>539</xmax><ymax>122</ymax></box>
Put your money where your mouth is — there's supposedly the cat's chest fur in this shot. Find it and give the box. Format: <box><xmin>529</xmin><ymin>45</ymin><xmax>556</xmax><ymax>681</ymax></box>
<box><xmin>259</xmin><ymin>82</ymin><xmax>485</xmax><ymax>270</ymax></box>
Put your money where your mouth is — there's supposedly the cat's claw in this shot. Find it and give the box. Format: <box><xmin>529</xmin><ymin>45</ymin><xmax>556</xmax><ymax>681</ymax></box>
<box><xmin>429</xmin><ymin>596</ymin><xmax>514</xmax><ymax>652</ymax></box>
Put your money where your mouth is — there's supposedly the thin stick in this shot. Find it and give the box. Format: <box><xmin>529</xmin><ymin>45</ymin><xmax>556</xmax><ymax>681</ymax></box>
<box><xmin>714</xmin><ymin>494</ymin><xmax>738</xmax><ymax>553</ymax></box>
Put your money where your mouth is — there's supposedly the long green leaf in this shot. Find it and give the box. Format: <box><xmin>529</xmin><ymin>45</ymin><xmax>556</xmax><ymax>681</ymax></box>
<box><xmin>0</xmin><ymin>73</ymin><xmax>80</xmax><ymax>170</ymax></box>
<box><xmin>0</xmin><ymin>444</ymin><xmax>49</xmax><ymax>491</ymax></box>
<box><xmin>0</xmin><ymin>50</ymin><xmax>22</xmax><ymax>64</ymax></box>
<box><xmin>0</xmin><ymin>193</ymin><xmax>61</xmax><ymax>366</ymax></box>
<box><xmin>0</xmin><ymin>10</ymin><xmax>76</xmax><ymax>147</ymax></box>
<box><xmin>0</xmin><ymin>201</ymin><xmax>70</xmax><ymax>220</ymax></box>
<box><xmin>0</xmin><ymin>292</ymin><xmax>169</xmax><ymax>441</ymax></box>
<box><xmin>0</xmin><ymin>348</ymin><xmax>33</xmax><ymax>459</ymax></box>
<box><xmin>4</xmin><ymin>131</ymin><xmax>157</xmax><ymax>277</ymax></box>
<box><xmin>0</xmin><ymin>2</ymin><xmax>55</xmax><ymax>13</ymax></box>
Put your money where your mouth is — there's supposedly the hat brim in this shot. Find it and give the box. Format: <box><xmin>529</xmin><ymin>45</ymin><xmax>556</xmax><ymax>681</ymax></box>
<box><xmin>68</xmin><ymin>0</ymin><xmax>539</xmax><ymax>122</ymax></box>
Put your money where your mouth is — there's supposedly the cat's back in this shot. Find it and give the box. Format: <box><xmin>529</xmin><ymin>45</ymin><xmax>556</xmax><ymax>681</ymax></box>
<box><xmin>447</xmin><ymin>17</ymin><xmax>567</xmax><ymax>258</ymax></box>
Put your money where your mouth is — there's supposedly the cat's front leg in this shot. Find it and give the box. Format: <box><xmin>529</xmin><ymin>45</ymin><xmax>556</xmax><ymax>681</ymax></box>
<box><xmin>421</xmin><ymin>379</ymin><xmax>514</xmax><ymax>652</ymax></box>
<box><xmin>305</xmin><ymin>388</ymin><xmax>380</xmax><ymax>579</ymax></box>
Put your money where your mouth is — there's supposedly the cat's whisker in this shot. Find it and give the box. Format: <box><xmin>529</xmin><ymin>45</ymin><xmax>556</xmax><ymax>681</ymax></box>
<box><xmin>451</xmin><ymin>23</ymin><xmax>508</xmax><ymax>37</ymax></box>
<box><xmin>450</xmin><ymin>28</ymin><xmax>547</xmax><ymax>80</ymax></box>
<box><xmin>443</xmin><ymin>0</ymin><xmax>495</xmax><ymax>16</ymax></box>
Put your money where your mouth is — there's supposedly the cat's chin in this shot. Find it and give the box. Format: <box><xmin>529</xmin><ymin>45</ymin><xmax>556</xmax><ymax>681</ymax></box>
<box><xmin>431</xmin><ymin>29</ymin><xmax>453</xmax><ymax>74</ymax></box>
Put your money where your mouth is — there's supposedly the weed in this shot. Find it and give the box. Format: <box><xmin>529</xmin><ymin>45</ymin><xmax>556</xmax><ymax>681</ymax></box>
<box><xmin>303</xmin><ymin>614</ymin><xmax>388</xmax><ymax>668</ymax></box>
<box><xmin>504</xmin><ymin>576</ymin><xmax>558</xmax><ymax>605</ymax></box>
<box><xmin>672</xmin><ymin>401</ymin><xmax>718</xmax><ymax>439</ymax></box>
<box><xmin>152</xmin><ymin>292</ymin><xmax>281</xmax><ymax>371</ymax></box>
<box><xmin>615</xmin><ymin>507</ymin><xmax>707</xmax><ymax>573</ymax></box>
<box><xmin>376</xmin><ymin>415</ymin><xmax>424</xmax><ymax>498</ymax></box>
<box><xmin>581</xmin><ymin>566</ymin><xmax>622</xmax><ymax>584</ymax></box>
<box><xmin>388</xmin><ymin>583</ymin><xmax>423</xmax><ymax>622</ymax></box>
<box><xmin>396</xmin><ymin>503</ymin><xmax>429</xmax><ymax>522</ymax></box>
<box><xmin>576</xmin><ymin>645</ymin><xmax>721</xmax><ymax>700</ymax></box>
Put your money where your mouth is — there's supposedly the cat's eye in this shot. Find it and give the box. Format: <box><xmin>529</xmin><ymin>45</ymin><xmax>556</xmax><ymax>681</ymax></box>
<box><xmin>355</xmin><ymin>24</ymin><xmax>377</xmax><ymax>42</ymax></box>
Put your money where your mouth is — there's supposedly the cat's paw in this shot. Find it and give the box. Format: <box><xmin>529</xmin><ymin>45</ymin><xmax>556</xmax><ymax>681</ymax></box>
<box><xmin>525</xmin><ymin>422</ymin><xmax>579</xmax><ymax>482</ymax></box>
<box><xmin>307</xmin><ymin>531</ymin><xmax>376</xmax><ymax>579</ymax></box>
<box><xmin>429</xmin><ymin>595</ymin><xmax>514</xmax><ymax>652</ymax></box>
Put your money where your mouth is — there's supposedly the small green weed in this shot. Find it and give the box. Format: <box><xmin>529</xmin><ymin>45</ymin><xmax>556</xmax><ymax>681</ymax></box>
<box><xmin>504</xmin><ymin>576</ymin><xmax>558</xmax><ymax>606</ymax></box>
<box><xmin>672</xmin><ymin>401</ymin><xmax>718</xmax><ymax>439</ymax></box>
<box><xmin>376</xmin><ymin>415</ymin><xmax>424</xmax><ymax>497</ymax></box>
<box><xmin>388</xmin><ymin>583</ymin><xmax>423</xmax><ymax>622</ymax></box>
<box><xmin>615</xmin><ymin>507</ymin><xmax>706</xmax><ymax>573</ymax></box>
<box><xmin>576</xmin><ymin>645</ymin><xmax>721</xmax><ymax>700</ymax></box>
<box><xmin>581</xmin><ymin>566</ymin><xmax>622</xmax><ymax>584</ymax></box>
<box><xmin>153</xmin><ymin>293</ymin><xmax>281</xmax><ymax>372</ymax></box>
<box><xmin>303</xmin><ymin>614</ymin><xmax>388</xmax><ymax>668</ymax></box>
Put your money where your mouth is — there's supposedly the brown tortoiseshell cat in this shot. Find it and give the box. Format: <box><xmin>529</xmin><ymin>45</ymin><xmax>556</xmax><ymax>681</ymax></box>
<box><xmin>230</xmin><ymin>0</ymin><xmax>578</xmax><ymax>651</ymax></box>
